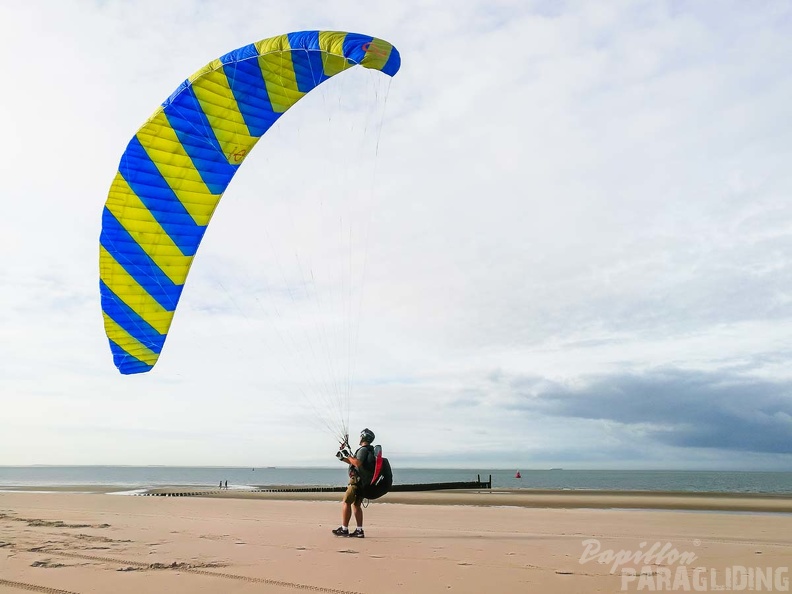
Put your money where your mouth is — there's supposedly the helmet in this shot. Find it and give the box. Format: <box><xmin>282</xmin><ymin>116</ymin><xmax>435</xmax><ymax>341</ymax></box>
<box><xmin>359</xmin><ymin>428</ymin><xmax>375</xmax><ymax>443</ymax></box>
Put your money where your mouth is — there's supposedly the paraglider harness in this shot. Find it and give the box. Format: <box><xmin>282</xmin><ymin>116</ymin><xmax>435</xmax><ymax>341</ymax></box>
<box><xmin>338</xmin><ymin>435</ymin><xmax>393</xmax><ymax>503</ymax></box>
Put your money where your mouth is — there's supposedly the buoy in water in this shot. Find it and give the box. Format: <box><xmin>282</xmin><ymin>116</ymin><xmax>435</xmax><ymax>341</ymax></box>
<box><xmin>515</xmin><ymin>471</ymin><xmax>521</xmax><ymax>479</ymax></box>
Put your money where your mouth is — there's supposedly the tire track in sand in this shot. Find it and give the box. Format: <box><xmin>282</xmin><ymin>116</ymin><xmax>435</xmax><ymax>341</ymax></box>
<box><xmin>26</xmin><ymin>549</ymin><xmax>365</xmax><ymax>594</ymax></box>
<box><xmin>0</xmin><ymin>578</ymin><xmax>79</xmax><ymax>594</ymax></box>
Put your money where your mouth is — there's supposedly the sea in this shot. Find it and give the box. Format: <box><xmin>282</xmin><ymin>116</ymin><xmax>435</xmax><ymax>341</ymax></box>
<box><xmin>0</xmin><ymin>467</ymin><xmax>790</xmax><ymax>494</ymax></box>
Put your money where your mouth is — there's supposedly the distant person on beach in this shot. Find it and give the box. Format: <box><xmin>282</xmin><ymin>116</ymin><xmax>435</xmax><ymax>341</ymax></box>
<box><xmin>332</xmin><ymin>428</ymin><xmax>376</xmax><ymax>538</ymax></box>
<box><xmin>219</xmin><ymin>481</ymin><xmax>222</xmax><ymax>489</ymax></box>
<box><xmin>225</xmin><ymin>480</ymin><xmax>228</xmax><ymax>490</ymax></box>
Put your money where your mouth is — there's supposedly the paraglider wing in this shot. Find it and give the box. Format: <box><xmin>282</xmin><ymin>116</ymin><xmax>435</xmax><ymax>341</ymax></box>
<box><xmin>99</xmin><ymin>31</ymin><xmax>400</xmax><ymax>374</ymax></box>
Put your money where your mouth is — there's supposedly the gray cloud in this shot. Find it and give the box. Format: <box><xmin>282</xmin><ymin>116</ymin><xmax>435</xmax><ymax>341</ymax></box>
<box><xmin>514</xmin><ymin>369</ymin><xmax>792</xmax><ymax>454</ymax></box>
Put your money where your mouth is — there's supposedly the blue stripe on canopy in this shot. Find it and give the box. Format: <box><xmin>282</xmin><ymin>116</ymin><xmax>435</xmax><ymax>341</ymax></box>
<box><xmin>100</xmin><ymin>208</ymin><xmax>185</xmax><ymax>311</ymax></box>
<box><xmin>109</xmin><ymin>340</ymin><xmax>155</xmax><ymax>375</ymax></box>
<box><xmin>100</xmin><ymin>280</ymin><xmax>167</xmax><ymax>356</ymax></box>
<box><xmin>287</xmin><ymin>31</ymin><xmax>331</xmax><ymax>93</ymax></box>
<box><xmin>222</xmin><ymin>51</ymin><xmax>282</xmax><ymax>137</ymax></box>
<box><xmin>162</xmin><ymin>87</ymin><xmax>240</xmax><ymax>195</ymax></box>
<box><xmin>117</xmin><ymin>138</ymin><xmax>208</xmax><ymax>256</ymax></box>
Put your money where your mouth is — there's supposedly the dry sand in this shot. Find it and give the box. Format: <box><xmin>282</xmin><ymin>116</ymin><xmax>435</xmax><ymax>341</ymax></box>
<box><xmin>1</xmin><ymin>490</ymin><xmax>790</xmax><ymax>593</ymax></box>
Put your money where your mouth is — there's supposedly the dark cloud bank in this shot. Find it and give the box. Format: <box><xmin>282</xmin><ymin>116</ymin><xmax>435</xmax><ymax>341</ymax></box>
<box><xmin>512</xmin><ymin>368</ymin><xmax>792</xmax><ymax>454</ymax></box>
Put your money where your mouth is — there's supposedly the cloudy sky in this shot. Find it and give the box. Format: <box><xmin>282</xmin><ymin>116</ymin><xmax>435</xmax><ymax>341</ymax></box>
<box><xmin>1</xmin><ymin>1</ymin><xmax>790</xmax><ymax>469</ymax></box>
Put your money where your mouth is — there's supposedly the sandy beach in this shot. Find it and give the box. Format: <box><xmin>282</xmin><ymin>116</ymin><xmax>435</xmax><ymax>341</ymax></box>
<box><xmin>1</xmin><ymin>490</ymin><xmax>791</xmax><ymax>594</ymax></box>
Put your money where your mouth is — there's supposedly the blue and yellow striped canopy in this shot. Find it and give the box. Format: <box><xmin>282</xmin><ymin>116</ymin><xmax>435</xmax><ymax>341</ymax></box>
<box><xmin>100</xmin><ymin>31</ymin><xmax>400</xmax><ymax>374</ymax></box>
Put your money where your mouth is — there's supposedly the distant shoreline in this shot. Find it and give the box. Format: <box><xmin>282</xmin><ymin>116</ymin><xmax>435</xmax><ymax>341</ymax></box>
<box><xmin>3</xmin><ymin>468</ymin><xmax>790</xmax><ymax>497</ymax></box>
<box><xmin>3</xmin><ymin>486</ymin><xmax>791</xmax><ymax>513</ymax></box>
<box><xmin>3</xmin><ymin>465</ymin><xmax>791</xmax><ymax>471</ymax></box>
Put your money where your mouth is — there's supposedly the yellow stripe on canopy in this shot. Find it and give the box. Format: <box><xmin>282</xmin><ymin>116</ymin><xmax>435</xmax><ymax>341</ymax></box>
<box><xmin>191</xmin><ymin>67</ymin><xmax>262</xmax><ymax>166</ymax></box>
<box><xmin>136</xmin><ymin>112</ymin><xmax>222</xmax><ymax>225</ymax></box>
<box><xmin>256</xmin><ymin>35</ymin><xmax>304</xmax><ymax>114</ymax></box>
<box><xmin>105</xmin><ymin>173</ymin><xmax>195</xmax><ymax>284</ymax></box>
<box><xmin>99</xmin><ymin>246</ymin><xmax>174</xmax><ymax>335</ymax></box>
<box><xmin>103</xmin><ymin>315</ymin><xmax>160</xmax><ymax>367</ymax></box>
<box><xmin>318</xmin><ymin>31</ymin><xmax>354</xmax><ymax>77</ymax></box>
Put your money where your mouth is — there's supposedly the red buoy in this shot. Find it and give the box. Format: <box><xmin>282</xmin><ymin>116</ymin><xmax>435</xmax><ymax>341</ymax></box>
<box><xmin>515</xmin><ymin>471</ymin><xmax>521</xmax><ymax>478</ymax></box>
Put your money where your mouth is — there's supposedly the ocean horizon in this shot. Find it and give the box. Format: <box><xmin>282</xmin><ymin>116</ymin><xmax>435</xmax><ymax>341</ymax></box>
<box><xmin>1</xmin><ymin>466</ymin><xmax>790</xmax><ymax>494</ymax></box>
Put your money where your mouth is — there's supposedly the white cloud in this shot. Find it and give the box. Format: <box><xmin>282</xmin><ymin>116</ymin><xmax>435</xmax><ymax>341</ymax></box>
<box><xmin>1</xmin><ymin>0</ymin><xmax>791</xmax><ymax>468</ymax></box>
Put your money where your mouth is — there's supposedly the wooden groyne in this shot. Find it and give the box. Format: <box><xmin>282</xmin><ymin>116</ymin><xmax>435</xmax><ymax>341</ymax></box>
<box><xmin>391</xmin><ymin>474</ymin><xmax>492</xmax><ymax>492</ymax></box>
<box><xmin>139</xmin><ymin>475</ymin><xmax>492</xmax><ymax>497</ymax></box>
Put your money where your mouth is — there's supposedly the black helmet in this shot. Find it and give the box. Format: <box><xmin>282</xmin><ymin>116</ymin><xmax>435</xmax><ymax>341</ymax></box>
<box><xmin>360</xmin><ymin>428</ymin><xmax>375</xmax><ymax>443</ymax></box>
